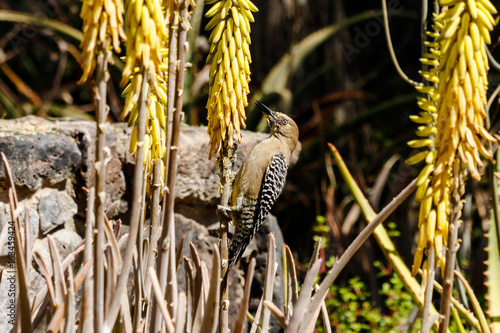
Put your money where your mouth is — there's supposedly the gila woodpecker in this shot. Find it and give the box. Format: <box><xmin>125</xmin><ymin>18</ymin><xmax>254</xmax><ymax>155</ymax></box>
<box><xmin>220</xmin><ymin>101</ymin><xmax>299</xmax><ymax>280</ymax></box>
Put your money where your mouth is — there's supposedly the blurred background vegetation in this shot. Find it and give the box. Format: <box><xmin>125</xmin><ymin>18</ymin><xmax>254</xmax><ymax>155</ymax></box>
<box><xmin>1</xmin><ymin>0</ymin><xmax>499</xmax><ymax>328</ymax></box>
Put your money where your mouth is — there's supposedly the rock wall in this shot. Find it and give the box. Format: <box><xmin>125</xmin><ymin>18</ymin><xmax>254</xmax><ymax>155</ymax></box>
<box><xmin>0</xmin><ymin>116</ymin><xmax>300</xmax><ymax>331</ymax></box>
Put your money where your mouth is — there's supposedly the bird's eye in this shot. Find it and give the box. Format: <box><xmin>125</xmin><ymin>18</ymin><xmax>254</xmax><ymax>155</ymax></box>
<box><xmin>281</xmin><ymin>119</ymin><xmax>288</xmax><ymax>125</ymax></box>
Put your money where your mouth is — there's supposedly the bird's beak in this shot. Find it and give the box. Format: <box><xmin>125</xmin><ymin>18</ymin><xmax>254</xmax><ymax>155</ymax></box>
<box><xmin>256</xmin><ymin>101</ymin><xmax>278</xmax><ymax>123</ymax></box>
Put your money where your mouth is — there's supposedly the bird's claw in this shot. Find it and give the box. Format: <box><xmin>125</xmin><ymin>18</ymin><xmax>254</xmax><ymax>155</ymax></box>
<box><xmin>217</xmin><ymin>205</ymin><xmax>232</xmax><ymax>219</ymax></box>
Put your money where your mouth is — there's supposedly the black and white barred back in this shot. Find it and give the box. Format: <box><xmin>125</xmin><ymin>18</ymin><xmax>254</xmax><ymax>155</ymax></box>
<box><xmin>227</xmin><ymin>152</ymin><xmax>288</xmax><ymax>274</ymax></box>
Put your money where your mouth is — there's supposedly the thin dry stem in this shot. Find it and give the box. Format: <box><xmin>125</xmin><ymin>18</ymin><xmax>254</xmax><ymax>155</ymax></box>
<box><xmin>421</xmin><ymin>247</ymin><xmax>436</xmax><ymax>333</ymax></box>
<box><xmin>94</xmin><ymin>38</ymin><xmax>110</xmax><ymax>333</ymax></box>
<box><xmin>258</xmin><ymin>234</ymin><xmax>277</xmax><ymax>332</ymax></box>
<box><xmin>2</xmin><ymin>153</ymin><xmax>33</xmax><ymax>333</ymax></box>
<box><xmin>153</xmin><ymin>1</ymin><xmax>192</xmax><ymax>328</ymax></box>
<box><xmin>218</xmin><ymin>143</ymin><xmax>234</xmax><ymax>333</ymax></box>
<box><xmin>438</xmin><ymin>166</ymin><xmax>465</xmax><ymax>333</ymax></box>
<box><xmin>104</xmin><ymin>68</ymin><xmax>149</xmax><ymax>331</ymax></box>
<box><xmin>153</xmin><ymin>5</ymin><xmax>180</xmax><ymax>330</ymax></box>
<box><xmin>82</xmin><ymin>187</ymin><xmax>95</xmax><ymax>332</ymax></box>
<box><xmin>264</xmin><ymin>301</ymin><xmax>289</xmax><ymax>329</ymax></box>
<box><xmin>233</xmin><ymin>257</ymin><xmax>256</xmax><ymax>333</ymax></box>
<box><xmin>144</xmin><ymin>161</ymin><xmax>163</xmax><ymax>299</ymax></box>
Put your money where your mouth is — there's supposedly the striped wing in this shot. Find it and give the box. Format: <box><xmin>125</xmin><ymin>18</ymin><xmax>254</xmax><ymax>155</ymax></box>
<box><xmin>227</xmin><ymin>153</ymin><xmax>288</xmax><ymax>274</ymax></box>
<box><xmin>254</xmin><ymin>152</ymin><xmax>288</xmax><ymax>234</ymax></box>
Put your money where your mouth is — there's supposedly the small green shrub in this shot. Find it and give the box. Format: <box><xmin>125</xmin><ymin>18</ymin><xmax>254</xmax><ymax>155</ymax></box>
<box><xmin>319</xmin><ymin>262</ymin><xmax>421</xmax><ymax>332</ymax></box>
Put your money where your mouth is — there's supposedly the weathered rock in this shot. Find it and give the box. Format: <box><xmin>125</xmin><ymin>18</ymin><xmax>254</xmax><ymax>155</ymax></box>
<box><xmin>0</xmin><ymin>203</ymin><xmax>39</xmax><ymax>255</ymax></box>
<box><xmin>0</xmin><ymin>117</ymin><xmax>127</xmax><ymax>217</ymax></box>
<box><xmin>29</xmin><ymin>269</ymin><xmax>45</xmax><ymax>305</ymax></box>
<box><xmin>20</xmin><ymin>208</ymin><xmax>40</xmax><ymax>242</ymax></box>
<box><xmin>0</xmin><ymin>117</ymin><xmax>81</xmax><ymax>191</ymax></box>
<box><xmin>0</xmin><ymin>267</ymin><xmax>45</xmax><ymax>333</ymax></box>
<box><xmin>0</xmin><ymin>202</ymin><xmax>10</xmax><ymax>255</ymax></box>
<box><xmin>32</xmin><ymin>229</ymin><xmax>82</xmax><ymax>276</ymax></box>
<box><xmin>0</xmin><ymin>117</ymin><xmax>300</xmax><ymax>218</ymax></box>
<box><xmin>38</xmin><ymin>188</ymin><xmax>77</xmax><ymax>234</ymax></box>
<box><xmin>56</xmin><ymin>120</ymin><xmax>127</xmax><ymax>212</ymax></box>
<box><xmin>0</xmin><ymin>268</ymin><xmax>16</xmax><ymax>332</ymax></box>
<box><xmin>0</xmin><ymin>116</ymin><xmax>301</xmax><ymax>332</ymax></box>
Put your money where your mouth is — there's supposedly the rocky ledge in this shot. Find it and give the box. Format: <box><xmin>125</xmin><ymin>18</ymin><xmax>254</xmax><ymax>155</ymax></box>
<box><xmin>0</xmin><ymin>116</ymin><xmax>300</xmax><ymax>332</ymax></box>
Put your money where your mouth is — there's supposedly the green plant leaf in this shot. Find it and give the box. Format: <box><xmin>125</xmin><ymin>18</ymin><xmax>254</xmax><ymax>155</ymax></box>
<box><xmin>326</xmin><ymin>143</ymin><xmax>442</xmax><ymax>328</ymax></box>
<box><xmin>488</xmin><ymin>208</ymin><xmax>500</xmax><ymax>331</ymax></box>
<box><xmin>0</xmin><ymin>10</ymin><xmax>83</xmax><ymax>42</ymax></box>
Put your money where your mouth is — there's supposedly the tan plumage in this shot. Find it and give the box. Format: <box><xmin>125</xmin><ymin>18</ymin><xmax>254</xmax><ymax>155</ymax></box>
<box><xmin>222</xmin><ymin>101</ymin><xmax>299</xmax><ymax>279</ymax></box>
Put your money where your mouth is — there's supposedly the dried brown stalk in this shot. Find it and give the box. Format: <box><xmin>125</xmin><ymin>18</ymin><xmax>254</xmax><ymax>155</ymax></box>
<box><xmin>233</xmin><ymin>257</ymin><xmax>256</xmax><ymax>333</ymax></box>
<box><xmin>218</xmin><ymin>143</ymin><xmax>233</xmax><ymax>333</ymax></box>
<box><xmin>104</xmin><ymin>67</ymin><xmax>149</xmax><ymax>330</ymax></box>
<box><xmin>152</xmin><ymin>0</ymin><xmax>191</xmax><ymax>329</ymax></box>
<box><xmin>2</xmin><ymin>152</ymin><xmax>33</xmax><ymax>333</ymax></box>
<box><xmin>438</xmin><ymin>165</ymin><xmax>466</xmax><ymax>333</ymax></box>
<box><xmin>81</xmin><ymin>187</ymin><xmax>95</xmax><ymax>332</ymax></box>
<box><xmin>93</xmin><ymin>37</ymin><xmax>110</xmax><ymax>333</ymax></box>
<box><xmin>421</xmin><ymin>247</ymin><xmax>436</xmax><ymax>333</ymax></box>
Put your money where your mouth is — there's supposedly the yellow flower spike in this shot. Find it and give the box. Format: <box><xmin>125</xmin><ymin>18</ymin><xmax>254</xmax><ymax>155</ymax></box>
<box><xmin>205</xmin><ymin>0</ymin><xmax>258</xmax><ymax>159</ymax></box>
<box><xmin>232</xmin><ymin>7</ymin><xmax>240</xmax><ymax>27</ymax></box>
<box><xmin>78</xmin><ymin>0</ymin><xmax>125</xmax><ymax>85</ymax></box>
<box><xmin>119</xmin><ymin>0</ymin><xmax>189</xmax><ymax>198</ymax></box>
<box><xmin>468</xmin><ymin>0</ymin><xmax>479</xmax><ymax>19</ymax></box>
<box><xmin>155</xmin><ymin>102</ymin><xmax>166</xmax><ymax>129</ymax></box>
<box><xmin>410</xmin><ymin>115</ymin><xmax>431</xmax><ymax>124</ymax></box>
<box><xmin>205</xmin><ymin>0</ymin><xmax>223</xmax><ymax>17</ymax></box>
<box><xmin>458</xmin><ymin>53</ymin><xmax>468</xmax><ymax>79</ymax></box>
<box><xmin>408</xmin><ymin>0</ymin><xmax>497</xmax><ymax>279</ymax></box>
<box><xmin>442</xmin><ymin>16</ymin><xmax>461</xmax><ymax>38</ymax></box>
<box><xmin>458</xmin><ymin>13</ymin><xmax>471</xmax><ymax>42</ymax></box>
<box><xmin>474</xmin><ymin>134</ymin><xmax>493</xmax><ymax>158</ymax></box>
<box><xmin>425</xmin><ymin>152</ymin><xmax>435</xmax><ymax>165</ymax></box>
<box><xmin>129</xmin><ymin>125</ymin><xmax>138</xmax><ymax>154</ymax></box>
<box><xmin>433</xmin><ymin>185</ymin><xmax>442</xmax><ymax>206</ymax></box>
<box><xmin>127</xmin><ymin>105</ymin><xmax>139</xmax><ymax>126</ymax></box>
<box><xmin>221</xmin><ymin>0</ymin><xmax>231</xmax><ymax>19</ymax></box>
<box><xmin>415</xmin><ymin>85</ymin><xmax>437</xmax><ymax>95</ymax></box>
<box><xmin>152</xmin><ymin>118</ymin><xmax>161</xmax><ymax>146</ymax></box>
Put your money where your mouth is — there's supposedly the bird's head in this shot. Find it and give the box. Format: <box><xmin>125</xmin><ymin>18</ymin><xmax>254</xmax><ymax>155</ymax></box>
<box><xmin>256</xmin><ymin>101</ymin><xmax>299</xmax><ymax>149</ymax></box>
